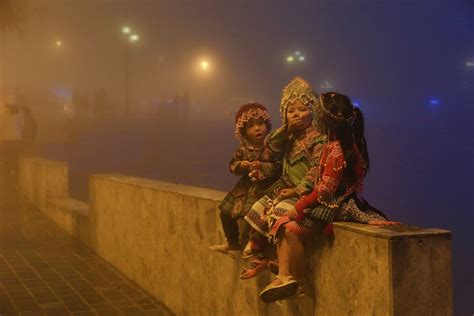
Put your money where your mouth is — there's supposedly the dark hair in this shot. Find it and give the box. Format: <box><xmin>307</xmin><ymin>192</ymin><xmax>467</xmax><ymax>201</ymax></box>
<box><xmin>353</xmin><ymin>106</ymin><xmax>369</xmax><ymax>174</ymax></box>
<box><xmin>321</xmin><ymin>92</ymin><xmax>370</xmax><ymax>179</ymax></box>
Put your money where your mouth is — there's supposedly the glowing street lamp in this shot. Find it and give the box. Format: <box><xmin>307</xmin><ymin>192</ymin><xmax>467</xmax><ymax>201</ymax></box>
<box><xmin>286</xmin><ymin>50</ymin><xmax>305</xmax><ymax>64</ymax></box>
<box><xmin>120</xmin><ymin>26</ymin><xmax>141</xmax><ymax>115</ymax></box>
<box><xmin>320</xmin><ymin>81</ymin><xmax>334</xmax><ymax>90</ymax></box>
<box><xmin>55</xmin><ymin>40</ymin><xmax>62</xmax><ymax>47</ymax></box>
<box><xmin>200</xmin><ymin>60</ymin><xmax>209</xmax><ymax>71</ymax></box>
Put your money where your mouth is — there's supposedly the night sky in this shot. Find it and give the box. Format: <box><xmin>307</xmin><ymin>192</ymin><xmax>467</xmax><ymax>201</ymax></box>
<box><xmin>2</xmin><ymin>0</ymin><xmax>473</xmax><ymax>313</ymax></box>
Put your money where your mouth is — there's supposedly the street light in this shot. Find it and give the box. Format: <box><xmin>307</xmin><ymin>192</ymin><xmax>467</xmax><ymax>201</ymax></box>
<box><xmin>56</xmin><ymin>40</ymin><xmax>62</xmax><ymax>47</ymax></box>
<box><xmin>320</xmin><ymin>81</ymin><xmax>334</xmax><ymax>90</ymax></box>
<box><xmin>120</xmin><ymin>26</ymin><xmax>140</xmax><ymax>116</ymax></box>
<box><xmin>200</xmin><ymin>60</ymin><xmax>209</xmax><ymax>71</ymax></box>
<box><xmin>286</xmin><ymin>50</ymin><xmax>306</xmax><ymax>64</ymax></box>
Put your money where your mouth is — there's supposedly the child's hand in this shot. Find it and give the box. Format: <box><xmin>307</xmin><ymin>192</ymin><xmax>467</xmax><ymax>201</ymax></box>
<box><xmin>286</xmin><ymin>208</ymin><xmax>305</xmax><ymax>222</ymax></box>
<box><xmin>249</xmin><ymin>169</ymin><xmax>263</xmax><ymax>181</ymax></box>
<box><xmin>286</xmin><ymin>209</ymin><xmax>299</xmax><ymax>220</ymax></box>
<box><xmin>249</xmin><ymin>161</ymin><xmax>261</xmax><ymax>171</ymax></box>
<box><xmin>239</xmin><ymin>160</ymin><xmax>251</xmax><ymax>171</ymax></box>
<box><xmin>287</xmin><ymin>118</ymin><xmax>303</xmax><ymax>133</ymax></box>
<box><xmin>278</xmin><ymin>188</ymin><xmax>297</xmax><ymax>199</ymax></box>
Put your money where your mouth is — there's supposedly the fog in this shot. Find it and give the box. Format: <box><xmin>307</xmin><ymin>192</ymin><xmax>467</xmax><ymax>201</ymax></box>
<box><xmin>1</xmin><ymin>0</ymin><xmax>472</xmax><ymax>313</ymax></box>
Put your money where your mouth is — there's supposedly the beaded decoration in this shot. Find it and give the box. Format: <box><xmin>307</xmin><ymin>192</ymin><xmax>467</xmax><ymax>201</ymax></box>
<box><xmin>234</xmin><ymin>103</ymin><xmax>272</xmax><ymax>142</ymax></box>
<box><xmin>316</xmin><ymin>93</ymin><xmax>356</xmax><ymax>126</ymax></box>
<box><xmin>280</xmin><ymin>76</ymin><xmax>319</xmax><ymax>127</ymax></box>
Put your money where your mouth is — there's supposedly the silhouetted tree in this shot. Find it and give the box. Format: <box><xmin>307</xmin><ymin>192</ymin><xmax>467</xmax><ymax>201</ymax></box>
<box><xmin>0</xmin><ymin>0</ymin><xmax>28</xmax><ymax>95</ymax></box>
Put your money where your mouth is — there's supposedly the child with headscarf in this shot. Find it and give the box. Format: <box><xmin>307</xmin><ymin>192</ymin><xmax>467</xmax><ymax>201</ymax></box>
<box><xmin>209</xmin><ymin>103</ymin><xmax>281</xmax><ymax>255</ymax></box>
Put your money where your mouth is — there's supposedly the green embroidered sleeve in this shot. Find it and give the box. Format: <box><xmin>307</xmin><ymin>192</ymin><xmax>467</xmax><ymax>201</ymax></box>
<box><xmin>265</xmin><ymin>127</ymin><xmax>289</xmax><ymax>153</ymax></box>
<box><xmin>293</xmin><ymin>136</ymin><xmax>325</xmax><ymax>196</ymax></box>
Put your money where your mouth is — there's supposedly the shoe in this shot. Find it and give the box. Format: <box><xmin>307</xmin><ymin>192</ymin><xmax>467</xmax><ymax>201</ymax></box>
<box><xmin>284</xmin><ymin>285</ymin><xmax>305</xmax><ymax>300</ymax></box>
<box><xmin>239</xmin><ymin>258</ymin><xmax>268</xmax><ymax>279</ymax></box>
<box><xmin>241</xmin><ymin>241</ymin><xmax>253</xmax><ymax>259</ymax></box>
<box><xmin>259</xmin><ymin>275</ymin><xmax>299</xmax><ymax>303</ymax></box>
<box><xmin>209</xmin><ymin>242</ymin><xmax>240</xmax><ymax>251</ymax></box>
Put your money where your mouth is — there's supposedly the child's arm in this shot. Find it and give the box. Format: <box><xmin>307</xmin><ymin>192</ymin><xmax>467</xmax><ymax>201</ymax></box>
<box><xmin>229</xmin><ymin>147</ymin><xmax>250</xmax><ymax>176</ymax></box>
<box><xmin>295</xmin><ymin>143</ymin><xmax>346</xmax><ymax>212</ymax></box>
<box><xmin>292</xmin><ymin>136</ymin><xmax>326</xmax><ymax>197</ymax></box>
<box><xmin>249</xmin><ymin>148</ymin><xmax>283</xmax><ymax>180</ymax></box>
<box><xmin>265</xmin><ymin>127</ymin><xmax>290</xmax><ymax>153</ymax></box>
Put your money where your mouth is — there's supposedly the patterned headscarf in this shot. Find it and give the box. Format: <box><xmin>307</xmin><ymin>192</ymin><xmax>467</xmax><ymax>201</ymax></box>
<box><xmin>234</xmin><ymin>103</ymin><xmax>272</xmax><ymax>142</ymax></box>
<box><xmin>280</xmin><ymin>76</ymin><xmax>319</xmax><ymax>127</ymax></box>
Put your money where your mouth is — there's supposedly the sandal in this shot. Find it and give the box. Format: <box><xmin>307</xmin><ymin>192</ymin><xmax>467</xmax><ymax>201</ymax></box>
<box><xmin>241</xmin><ymin>242</ymin><xmax>254</xmax><ymax>259</ymax></box>
<box><xmin>239</xmin><ymin>258</ymin><xmax>268</xmax><ymax>279</ymax></box>
<box><xmin>284</xmin><ymin>285</ymin><xmax>305</xmax><ymax>300</ymax></box>
<box><xmin>259</xmin><ymin>275</ymin><xmax>299</xmax><ymax>303</ymax></box>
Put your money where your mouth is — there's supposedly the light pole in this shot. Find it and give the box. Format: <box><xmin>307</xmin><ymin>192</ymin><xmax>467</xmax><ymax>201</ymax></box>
<box><xmin>121</xmin><ymin>26</ymin><xmax>139</xmax><ymax>116</ymax></box>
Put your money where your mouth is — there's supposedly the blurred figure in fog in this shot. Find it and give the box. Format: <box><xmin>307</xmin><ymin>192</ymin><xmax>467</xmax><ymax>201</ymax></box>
<box><xmin>72</xmin><ymin>89</ymin><xmax>83</xmax><ymax>117</ymax></box>
<box><xmin>93</xmin><ymin>88</ymin><xmax>108</xmax><ymax>118</ymax></box>
<box><xmin>0</xmin><ymin>94</ymin><xmax>24</xmax><ymax>185</ymax></box>
<box><xmin>20</xmin><ymin>106</ymin><xmax>36</xmax><ymax>140</ymax></box>
<box><xmin>180</xmin><ymin>92</ymin><xmax>190</xmax><ymax>120</ymax></box>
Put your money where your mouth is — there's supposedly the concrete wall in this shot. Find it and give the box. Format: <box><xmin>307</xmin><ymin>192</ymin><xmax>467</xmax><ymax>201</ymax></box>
<box><xmin>18</xmin><ymin>157</ymin><xmax>69</xmax><ymax>211</ymax></box>
<box><xmin>18</xmin><ymin>158</ymin><xmax>454</xmax><ymax>315</ymax></box>
<box><xmin>18</xmin><ymin>157</ymin><xmax>88</xmax><ymax>243</ymax></box>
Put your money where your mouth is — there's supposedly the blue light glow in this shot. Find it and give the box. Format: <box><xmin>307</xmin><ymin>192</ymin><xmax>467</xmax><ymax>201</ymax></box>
<box><xmin>428</xmin><ymin>98</ymin><xmax>441</xmax><ymax>108</ymax></box>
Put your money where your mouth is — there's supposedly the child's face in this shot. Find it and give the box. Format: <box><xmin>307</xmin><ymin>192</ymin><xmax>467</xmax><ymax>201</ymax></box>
<box><xmin>244</xmin><ymin>118</ymin><xmax>269</xmax><ymax>146</ymax></box>
<box><xmin>286</xmin><ymin>99</ymin><xmax>312</xmax><ymax>131</ymax></box>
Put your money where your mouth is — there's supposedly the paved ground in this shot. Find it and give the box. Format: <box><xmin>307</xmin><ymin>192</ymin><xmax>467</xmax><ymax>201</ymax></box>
<box><xmin>0</xmin><ymin>179</ymin><xmax>173</xmax><ymax>315</ymax></box>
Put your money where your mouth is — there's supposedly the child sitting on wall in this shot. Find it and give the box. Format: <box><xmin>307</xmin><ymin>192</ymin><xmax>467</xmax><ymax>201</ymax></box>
<box><xmin>209</xmin><ymin>103</ymin><xmax>281</xmax><ymax>255</ymax></box>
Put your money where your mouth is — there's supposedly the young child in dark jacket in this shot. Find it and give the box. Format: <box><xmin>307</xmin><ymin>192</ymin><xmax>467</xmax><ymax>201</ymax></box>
<box><xmin>210</xmin><ymin>103</ymin><xmax>281</xmax><ymax>254</ymax></box>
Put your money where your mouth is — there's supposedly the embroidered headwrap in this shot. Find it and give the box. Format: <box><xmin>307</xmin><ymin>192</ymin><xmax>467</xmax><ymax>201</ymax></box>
<box><xmin>280</xmin><ymin>76</ymin><xmax>319</xmax><ymax>127</ymax></box>
<box><xmin>234</xmin><ymin>103</ymin><xmax>272</xmax><ymax>142</ymax></box>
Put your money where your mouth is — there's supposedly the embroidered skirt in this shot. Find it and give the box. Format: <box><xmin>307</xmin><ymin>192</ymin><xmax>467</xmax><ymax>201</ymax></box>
<box><xmin>244</xmin><ymin>196</ymin><xmax>299</xmax><ymax>237</ymax></box>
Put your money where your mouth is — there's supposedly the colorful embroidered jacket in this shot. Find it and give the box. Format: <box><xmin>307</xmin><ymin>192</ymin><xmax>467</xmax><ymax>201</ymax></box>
<box><xmin>219</xmin><ymin>144</ymin><xmax>282</xmax><ymax>218</ymax></box>
<box><xmin>266</xmin><ymin>126</ymin><xmax>327</xmax><ymax>197</ymax></box>
<box><xmin>295</xmin><ymin>141</ymin><xmax>365</xmax><ymax>213</ymax></box>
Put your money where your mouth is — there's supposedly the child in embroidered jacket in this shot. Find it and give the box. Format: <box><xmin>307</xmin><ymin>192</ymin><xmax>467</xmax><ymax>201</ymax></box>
<box><xmin>259</xmin><ymin>92</ymin><xmax>399</xmax><ymax>303</ymax></box>
<box><xmin>210</xmin><ymin>103</ymin><xmax>281</xmax><ymax>253</ymax></box>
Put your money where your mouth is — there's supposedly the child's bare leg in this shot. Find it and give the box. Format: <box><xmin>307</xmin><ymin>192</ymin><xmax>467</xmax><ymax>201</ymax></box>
<box><xmin>284</xmin><ymin>230</ymin><xmax>306</xmax><ymax>282</ymax></box>
<box><xmin>277</xmin><ymin>231</ymin><xmax>290</xmax><ymax>276</ymax></box>
<box><xmin>274</xmin><ymin>228</ymin><xmax>305</xmax><ymax>281</ymax></box>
